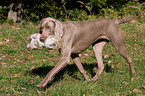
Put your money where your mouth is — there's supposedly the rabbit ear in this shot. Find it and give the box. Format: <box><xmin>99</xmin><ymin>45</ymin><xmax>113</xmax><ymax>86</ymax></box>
<box><xmin>26</xmin><ymin>34</ymin><xmax>33</xmax><ymax>41</ymax></box>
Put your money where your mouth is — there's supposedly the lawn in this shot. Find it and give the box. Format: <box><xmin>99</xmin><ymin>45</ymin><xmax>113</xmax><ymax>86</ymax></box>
<box><xmin>0</xmin><ymin>18</ymin><xmax>145</xmax><ymax>96</ymax></box>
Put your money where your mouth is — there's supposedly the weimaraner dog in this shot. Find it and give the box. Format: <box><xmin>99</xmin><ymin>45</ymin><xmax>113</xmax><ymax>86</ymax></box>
<box><xmin>36</xmin><ymin>15</ymin><xmax>136</xmax><ymax>88</ymax></box>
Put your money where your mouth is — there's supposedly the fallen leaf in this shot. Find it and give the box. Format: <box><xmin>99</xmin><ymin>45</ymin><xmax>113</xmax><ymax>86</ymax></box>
<box><xmin>131</xmin><ymin>77</ymin><xmax>134</xmax><ymax>81</ymax></box>
<box><xmin>29</xmin><ymin>55</ymin><xmax>33</xmax><ymax>58</ymax></box>
<box><xmin>111</xmin><ymin>65</ymin><xmax>115</xmax><ymax>68</ymax></box>
<box><xmin>99</xmin><ymin>91</ymin><xmax>103</xmax><ymax>93</ymax></box>
<box><xmin>122</xmin><ymin>81</ymin><xmax>128</xmax><ymax>85</ymax></box>
<box><xmin>104</xmin><ymin>55</ymin><xmax>109</xmax><ymax>58</ymax></box>
<box><xmin>82</xmin><ymin>94</ymin><xmax>85</xmax><ymax>96</ymax></box>
<box><xmin>128</xmin><ymin>90</ymin><xmax>132</xmax><ymax>93</ymax></box>
<box><xmin>1</xmin><ymin>62</ymin><xmax>6</xmax><ymax>65</ymax></box>
<box><xmin>21</xmin><ymin>87</ymin><xmax>26</xmax><ymax>90</ymax></box>
<box><xmin>117</xmin><ymin>63</ymin><xmax>120</xmax><ymax>68</ymax></box>
<box><xmin>108</xmin><ymin>60</ymin><xmax>111</xmax><ymax>64</ymax></box>
<box><xmin>12</xmin><ymin>88</ymin><xmax>16</xmax><ymax>93</ymax></box>
<box><xmin>11</xmin><ymin>26</ymin><xmax>20</xmax><ymax>30</ymax></box>
<box><xmin>134</xmin><ymin>48</ymin><xmax>137</xmax><ymax>51</ymax></box>
<box><xmin>17</xmin><ymin>72</ymin><xmax>21</xmax><ymax>76</ymax></box>
<box><xmin>7</xmin><ymin>77</ymin><xmax>11</xmax><ymax>78</ymax></box>
<box><xmin>133</xmin><ymin>88</ymin><xmax>141</xmax><ymax>93</ymax></box>
<box><xmin>79</xmin><ymin>54</ymin><xmax>82</xmax><ymax>57</ymax></box>
<box><xmin>5</xmin><ymin>39</ymin><xmax>9</xmax><ymax>43</ymax></box>
<box><xmin>20</xmin><ymin>51</ymin><xmax>24</xmax><ymax>56</ymax></box>
<box><xmin>13</xmin><ymin>74</ymin><xmax>18</xmax><ymax>77</ymax></box>
<box><xmin>1</xmin><ymin>62</ymin><xmax>7</xmax><ymax>67</ymax></box>
<box><xmin>128</xmin><ymin>45</ymin><xmax>131</xmax><ymax>47</ymax></box>
<box><xmin>10</xmin><ymin>80</ymin><xmax>14</xmax><ymax>83</ymax></box>
<box><xmin>37</xmin><ymin>90</ymin><xmax>41</xmax><ymax>94</ymax></box>
<box><xmin>56</xmin><ymin>83</ymin><xmax>61</xmax><ymax>86</ymax></box>
<box><xmin>0</xmin><ymin>25</ymin><xmax>2</xmax><ymax>28</ymax></box>
<box><xmin>11</xmin><ymin>87</ymin><xmax>23</xmax><ymax>94</ymax></box>
<box><xmin>29</xmin><ymin>80</ymin><xmax>33</xmax><ymax>84</ymax></box>
<box><xmin>0</xmin><ymin>41</ymin><xmax>3</xmax><ymax>45</ymax></box>
<box><xmin>2</xmin><ymin>55</ymin><xmax>6</xmax><ymax>58</ymax></box>
<box><xmin>83</xmin><ymin>53</ymin><xmax>89</xmax><ymax>56</ymax></box>
<box><xmin>16</xmin><ymin>91</ymin><xmax>23</xmax><ymax>94</ymax></box>
<box><xmin>30</xmin><ymin>65</ymin><xmax>35</xmax><ymax>70</ymax></box>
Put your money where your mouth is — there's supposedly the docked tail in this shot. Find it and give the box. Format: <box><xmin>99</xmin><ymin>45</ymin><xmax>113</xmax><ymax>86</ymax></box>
<box><xmin>115</xmin><ymin>15</ymin><xmax>135</xmax><ymax>24</ymax></box>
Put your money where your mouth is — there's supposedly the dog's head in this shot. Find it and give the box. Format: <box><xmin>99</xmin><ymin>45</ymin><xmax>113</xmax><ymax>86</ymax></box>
<box><xmin>39</xmin><ymin>17</ymin><xmax>63</xmax><ymax>42</ymax></box>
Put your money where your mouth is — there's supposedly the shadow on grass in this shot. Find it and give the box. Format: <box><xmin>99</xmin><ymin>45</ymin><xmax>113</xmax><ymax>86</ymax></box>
<box><xmin>28</xmin><ymin>62</ymin><xmax>114</xmax><ymax>89</ymax></box>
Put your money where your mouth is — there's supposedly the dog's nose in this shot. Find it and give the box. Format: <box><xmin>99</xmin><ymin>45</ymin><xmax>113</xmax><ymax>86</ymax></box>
<box><xmin>40</xmin><ymin>37</ymin><xmax>45</xmax><ymax>41</ymax></box>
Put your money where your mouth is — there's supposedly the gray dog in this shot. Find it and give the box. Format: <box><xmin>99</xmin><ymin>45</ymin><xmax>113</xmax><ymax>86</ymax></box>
<box><xmin>36</xmin><ymin>16</ymin><xmax>136</xmax><ymax>88</ymax></box>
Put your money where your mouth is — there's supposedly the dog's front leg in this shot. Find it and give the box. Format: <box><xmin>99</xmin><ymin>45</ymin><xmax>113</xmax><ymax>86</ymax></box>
<box><xmin>37</xmin><ymin>46</ymin><xmax>71</xmax><ymax>88</ymax></box>
<box><xmin>36</xmin><ymin>57</ymin><xmax>69</xmax><ymax>88</ymax></box>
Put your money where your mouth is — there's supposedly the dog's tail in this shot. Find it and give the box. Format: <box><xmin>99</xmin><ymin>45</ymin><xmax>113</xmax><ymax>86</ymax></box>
<box><xmin>115</xmin><ymin>15</ymin><xmax>135</xmax><ymax>24</ymax></box>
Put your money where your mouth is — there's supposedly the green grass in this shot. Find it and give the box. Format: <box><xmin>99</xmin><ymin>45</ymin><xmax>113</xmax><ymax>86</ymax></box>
<box><xmin>0</xmin><ymin>19</ymin><xmax>145</xmax><ymax>96</ymax></box>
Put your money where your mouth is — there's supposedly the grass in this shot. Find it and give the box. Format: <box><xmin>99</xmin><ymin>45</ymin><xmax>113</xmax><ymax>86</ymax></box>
<box><xmin>0</xmin><ymin>19</ymin><xmax>145</xmax><ymax>96</ymax></box>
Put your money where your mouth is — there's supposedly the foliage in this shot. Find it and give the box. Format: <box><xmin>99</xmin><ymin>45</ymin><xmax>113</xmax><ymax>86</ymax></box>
<box><xmin>7</xmin><ymin>19</ymin><xmax>14</xmax><ymax>25</ymax></box>
<box><xmin>0</xmin><ymin>0</ymin><xmax>144</xmax><ymax>22</ymax></box>
<box><xmin>100</xmin><ymin>1</ymin><xmax>145</xmax><ymax>20</ymax></box>
<box><xmin>0</xmin><ymin>6</ymin><xmax>9</xmax><ymax>24</ymax></box>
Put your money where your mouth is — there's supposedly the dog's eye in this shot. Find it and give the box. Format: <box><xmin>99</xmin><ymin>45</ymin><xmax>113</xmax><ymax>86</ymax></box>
<box><xmin>39</xmin><ymin>27</ymin><xmax>43</xmax><ymax>34</ymax></box>
<box><xmin>46</xmin><ymin>26</ymin><xmax>50</xmax><ymax>29</ymax></box>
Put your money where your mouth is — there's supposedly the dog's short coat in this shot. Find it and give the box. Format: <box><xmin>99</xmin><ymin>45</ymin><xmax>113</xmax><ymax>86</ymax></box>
<box><xmin>36</xmin><ymin>16</ymin><xmax>136</xmax><ymax>88</ymax></box>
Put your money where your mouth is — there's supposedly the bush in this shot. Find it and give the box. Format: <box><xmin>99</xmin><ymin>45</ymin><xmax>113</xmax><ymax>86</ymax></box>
<box><xmin>0</xmin><ymin>6</ymin><xmax>9</xmax><ymax>24</ymax></box>
<box><xmin>0</xmin><ymin>0</ymin><xmax>144</xmax><ymax>23</ymax></box>
<box><xmin>7</xmin><ymin>19</ymin><xmax>14</xmax><ymax>25</ymax></box>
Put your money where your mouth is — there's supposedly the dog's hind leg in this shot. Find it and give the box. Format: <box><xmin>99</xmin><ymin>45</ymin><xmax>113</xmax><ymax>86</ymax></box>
<box><xmin>71</xmin><ymin>54</ymin><xmax>91</xmax><ymax>81</ymax></box>
<box><xmin>91</xmin><ymin>41</ymin><xmax>107</xmax><ymax>81</ymax></box>
<box><xmin>110</xmin><ymin>30</ymin><xmax>136</xmax><ymax>76</ymax></box>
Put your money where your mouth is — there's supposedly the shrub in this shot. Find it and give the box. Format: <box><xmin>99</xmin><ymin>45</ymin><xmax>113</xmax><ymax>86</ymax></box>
<box><xmin>0</xmin><ymin>0</ymin><xmax>144</xmax><ymax>23</ymax></box>
<box><xmin>0</xmin><ymin>6</ymin><xmax>9</xmax><ymax>24</ymax></box>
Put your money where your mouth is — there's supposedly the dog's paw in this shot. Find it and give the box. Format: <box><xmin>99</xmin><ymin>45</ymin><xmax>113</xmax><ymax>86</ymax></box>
<box><xmin>36</xmin><ymin>84</ymin><xmax>43</xmax><ymax>88</ymax></box>
<box><xmin>36</xmin><ymin>83</ymin><xmax>46</xmax><ymax>88</ymax></box>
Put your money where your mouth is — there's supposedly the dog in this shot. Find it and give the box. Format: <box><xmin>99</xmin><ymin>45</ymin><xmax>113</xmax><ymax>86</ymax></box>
<box><xmin>36</xmin><ymin>16</ymin><xmax>136</xmax><ymax>88</ymax></box>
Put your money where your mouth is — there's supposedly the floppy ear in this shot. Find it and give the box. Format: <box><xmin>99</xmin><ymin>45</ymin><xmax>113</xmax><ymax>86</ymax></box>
<box><xmin>40</xmin><ymin>17</ymin><xmax>63</xmax><ymax>38</ymax></box>
<box><xmin>54</xmin><ymin>20</ymin><xmax>63</xmax><ymax>38</ymax></box>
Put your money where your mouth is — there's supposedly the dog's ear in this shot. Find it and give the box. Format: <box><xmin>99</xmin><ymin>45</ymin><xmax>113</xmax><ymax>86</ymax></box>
<box><xmin>47</xmin><ymin>19</ymin><xmax>63</xmax><ymax>37</ymax></box>
<box><xmin>54</xmin><ymin>20</ymin><xmax>63</xmax><ymax>38</ymax></box>
<box><xmin>40</xmin><ymin>17</ymin><xmax>63</xmax><ymax>38</ymax></box>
